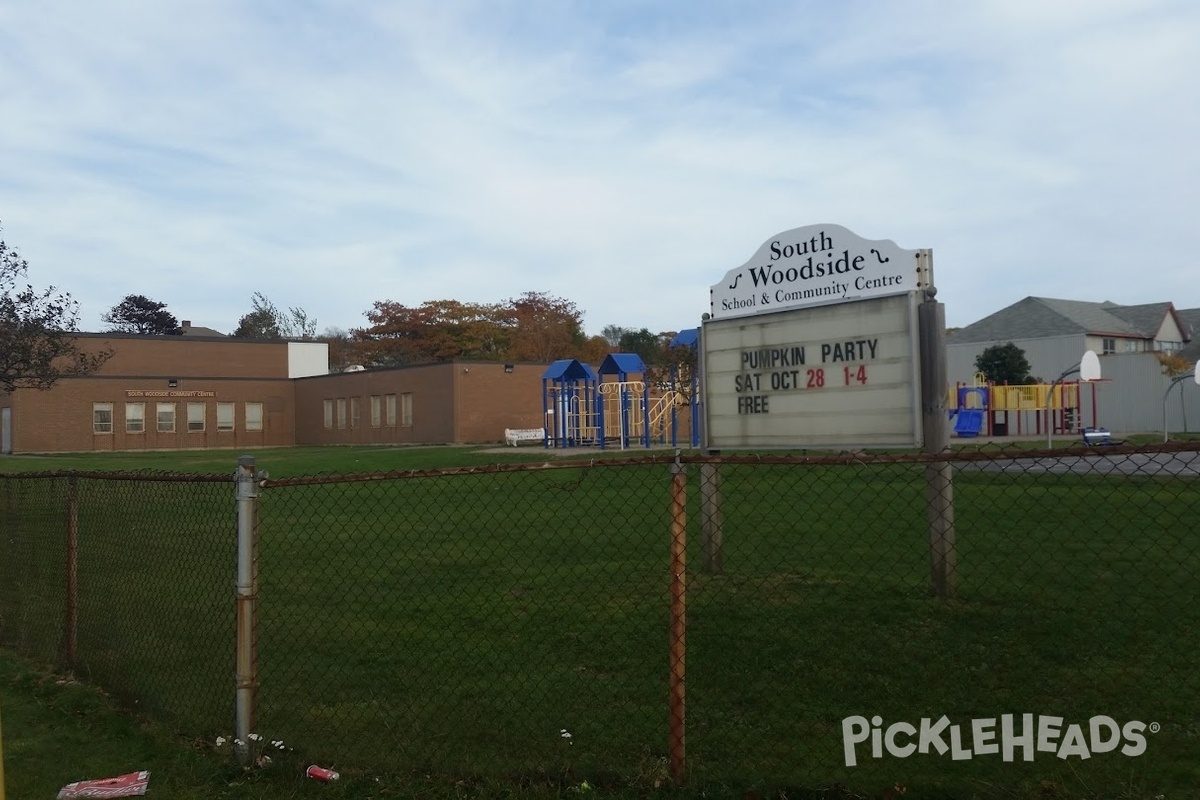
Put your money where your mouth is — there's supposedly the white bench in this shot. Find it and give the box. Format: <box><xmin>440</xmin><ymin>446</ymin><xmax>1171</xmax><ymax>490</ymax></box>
<box><xmin>504</xmin><ymin>428</ymin><xmax>545</xmax><ymax>446</ymax></box>
<box><xmin>1082</xmin><ymin>427</ymin><xmax>1122</xmax><ymax>447</ymax></box>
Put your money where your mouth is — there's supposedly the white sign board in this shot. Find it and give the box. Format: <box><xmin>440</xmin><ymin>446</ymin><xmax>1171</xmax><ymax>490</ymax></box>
<box><xmin>702</xmin><ymin>293</ymin><xmax>922</xmax><ymax>449</ymax></box>
<box><xmin>710</xmin><ymin>223</ymin><xmax>927</xmax><ymax>321</ymax></box>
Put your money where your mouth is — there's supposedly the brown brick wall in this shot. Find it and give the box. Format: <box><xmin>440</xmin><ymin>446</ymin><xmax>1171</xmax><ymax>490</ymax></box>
<box><xmin>9</xmin><ymin>377</ymin><xmax>296</xmax><ymax>453</ymax></box>
<box><xmin>5</xmin><ymin>336</ymin><xmax>698</xmax><ymax>454</ymax></box>
<box><xmin>453</xmin><ymin>363</ymin><xmax>547</xmax><ymax>442</ymax></box>
<box><xmin>293</xmin><ymin>361</ymin><xmax>545</xmax><ymax>446</ymax></box>
<box><xmin>76</xmin><ymin>334</ymin><xmax>290</xmax><ymax>379</ymax></box>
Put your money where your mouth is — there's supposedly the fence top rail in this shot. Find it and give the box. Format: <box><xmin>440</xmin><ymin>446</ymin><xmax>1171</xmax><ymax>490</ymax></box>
<box><xmin>255</xmin><ymin>441</ymin><xmax>1200</xmax><ymax>487</ymax></box>
<box><xmin>2</xmin><ymin>442</ymin><xmax>1196</xmax><ymax>487</ymax></box>
<box><xmin>0</xmin><ymin>470</ymin><xmax>234</xmax><ymax>483</ymax></box>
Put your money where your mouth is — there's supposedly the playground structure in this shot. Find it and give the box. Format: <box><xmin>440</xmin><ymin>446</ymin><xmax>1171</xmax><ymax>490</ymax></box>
<box><xmin>541</xmin><ymin>331</ymin><xmax>701</xmax><ymax>449</ymax></box>
<box><xmin>948</xmin><ymin>372</ymin><xmax>1100</xmax><ymax>438</ymax></box>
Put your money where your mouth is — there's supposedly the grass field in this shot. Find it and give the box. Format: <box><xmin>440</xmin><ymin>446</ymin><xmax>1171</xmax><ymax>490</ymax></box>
<box><xmin>3</xmin><ymin>443</ymin><xmax>1199</xmax><ymax>798</ymax></box>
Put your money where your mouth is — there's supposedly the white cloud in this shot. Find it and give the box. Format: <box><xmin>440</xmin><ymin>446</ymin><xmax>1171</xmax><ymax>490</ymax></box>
<box><xmin>0</xmin><ymin>0</ymin><xmax>1197</xmax><ymax>339</ymax></box>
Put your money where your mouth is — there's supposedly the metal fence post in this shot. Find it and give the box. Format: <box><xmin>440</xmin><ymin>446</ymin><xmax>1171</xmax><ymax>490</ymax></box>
<box><xmin>235</xmin><ymin>455</ymin><xmax>262</xmax><ymax>764</ymax></box>
<box><xmin>66</xmin><ymin>475</ymin><xmax>79</xmax><ymax>671</ymax></box>
<box><xmin>668</xmin><ymin>455</ymin><xmax>688</xmax><ymax>784</ymax></box>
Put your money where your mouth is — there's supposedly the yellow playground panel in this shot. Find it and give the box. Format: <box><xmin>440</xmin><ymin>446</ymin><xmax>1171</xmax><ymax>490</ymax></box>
<box><xmin>948</xmin><ymin>373</ymin><xmax>1092</xmax><ymax>438</ymax></box>
<box><xmin>547</xmin><ymin>380</ymin><xmax>690</xmax><ymax>447</ymax></box>
<box><xmin>948</xmin><ymin>382</ymin><xmax>1082</xmax><ymax>412</ymax></box>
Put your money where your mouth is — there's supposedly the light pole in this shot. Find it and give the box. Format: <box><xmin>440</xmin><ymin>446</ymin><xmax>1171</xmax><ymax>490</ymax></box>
<box><xmin>1047</xmin><ymin>350</ymin><xmax>1101</xmax><ymax>448</ymax></box>
<box><xmin>1162</xmin><ymin>369</ymin><xmax>1199</xmax><ymax>443</ymax></box>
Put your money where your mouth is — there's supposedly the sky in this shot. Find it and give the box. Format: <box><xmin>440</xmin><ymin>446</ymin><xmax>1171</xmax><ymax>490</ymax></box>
<box><xmin>1</xmin><ymin>0</ymin><xmax>1197</xmax><ymax>339</ymax></box>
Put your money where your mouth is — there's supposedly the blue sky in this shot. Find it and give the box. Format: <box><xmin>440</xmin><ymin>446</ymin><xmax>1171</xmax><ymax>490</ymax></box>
<box><xmin>1</xmin><ymin>0</ymin><xmax>1197</xmax><ymax>337</ymax></box>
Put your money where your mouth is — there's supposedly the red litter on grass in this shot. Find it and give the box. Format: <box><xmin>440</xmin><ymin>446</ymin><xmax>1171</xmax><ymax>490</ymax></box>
<box><xmin>306</xmin><ymin>764</ymin><xmax>340</xmax><ymax>781</ymax></box>
<box><xmin>57</xmin><ymin>770</ymin><xmax>150</xmax><ymax>798</ymax></box>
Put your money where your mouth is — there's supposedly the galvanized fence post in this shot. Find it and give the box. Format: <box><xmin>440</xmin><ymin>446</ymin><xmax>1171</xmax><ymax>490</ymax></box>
<box><xmin>235</xmin><ymin>455</ymin><xmax>262</xmax><ymax>764</ymax></box>
<box><xmin>668</xmin><ymin>455</ymin><xmax>688</xmax><ymax>784</ymax></box>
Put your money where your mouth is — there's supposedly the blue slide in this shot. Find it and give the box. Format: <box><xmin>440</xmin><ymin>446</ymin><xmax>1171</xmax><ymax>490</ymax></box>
<box><xmin>953</xmin><ymin>409</ymin><xmax>984</xmax><ymax>437</ymax></box>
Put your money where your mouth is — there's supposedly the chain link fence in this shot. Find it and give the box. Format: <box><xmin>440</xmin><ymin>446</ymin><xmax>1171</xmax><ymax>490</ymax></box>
<box><xmin>3</xmin><ymin>444</ymin><xmax>1199</xmax><ymax>796</ymax></box>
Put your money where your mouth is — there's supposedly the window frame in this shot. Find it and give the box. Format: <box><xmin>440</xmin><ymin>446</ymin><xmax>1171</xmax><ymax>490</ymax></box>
<box><xmin>217</xmin><ymin>402</ymin><xmax>235</xmax><ymax>432</ymax></box>
<box><xmin>187</xmin><ymin>402</ymin><xmax>206</xmax><ymax>432</ymax></box>
<box><xmin>245</xmin><ymin>402</ymin><xmax>264</xmax><ymax>432</ymax></box>
<box><xmin>370</xmin><ymin>395</ymin><xmax>381</xmax><ymax>428</ymax></box>
<box><xmin>93</xmin><ymin>403</ymin><xmax>114</xmax><ymax>434</ymax></box>
<box><xmin>125</xmin><ymin>402</ymin><xmax>145</xmax><ymax>434</ymax></box>
<box><xmin>156</xmin><ymin>402</ymin><xmax>176</xmax><ymax>433</ymax></box>
<box><xmin>385</xmin><ymin>394</ymin><xmax>397</xmax><ymax>427</ymax></box>
<box><xmin>401</xmin><ymin>392</ymin><xmax>413</xmax><ymax>427</ymax></box>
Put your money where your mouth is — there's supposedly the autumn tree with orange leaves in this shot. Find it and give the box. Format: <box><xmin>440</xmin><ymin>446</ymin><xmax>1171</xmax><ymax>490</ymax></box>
<box><xmin>352</xmin><ymin>291</ymin><xmax>597</xmax><ymax>366</ymax></box>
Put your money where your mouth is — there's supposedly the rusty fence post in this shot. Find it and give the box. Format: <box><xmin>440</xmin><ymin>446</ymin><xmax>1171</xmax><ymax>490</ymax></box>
<box><xmin>235</xmin><ymin>455</ymin><xmax>263</xmax><ymax>765</ymax></box>
<box><xmin>66</xmin><ymin>475</ymin><xmax>79</xmax><ymax>671</ymax></box>
<box><xmin>668</xmin><ymin>455</ymin><xmax>688</xmax><ymax>784</ymax></box>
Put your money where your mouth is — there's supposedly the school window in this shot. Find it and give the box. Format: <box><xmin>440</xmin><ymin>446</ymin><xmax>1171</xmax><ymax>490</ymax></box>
<box><xmin>324</xmin><ymin>399</ymin><xmax>334</xmax><ymax>429</ymax></box>
<box><xmin>385</xmin><ymin>394</ymin><xmax>397</xmax><ymax>427</ymax></box>
<box><xmin>125</xmin><ymin>403</ymin><xmax>145</xmax><ymax>434</ymax></box>
<box><xmin>1102</xmin><ymin>338</ymin><xmax>1116</xmax><ymax>355</ymax></box>
<box><xmin>350</xmin><ymin>397</ymin><xmax>361</xmax><ymax>428</ymax></box>
<box><xmin>93</xmin><ymin>403</ymin><xmax>114</xmax><ymax>434</ymax></box>
<box><xmin>336</xmin><ymin>398</ymin><xmax>347</xmax><ymax>429</ymax></box>
<box><xmin>217</xmin><ymin>402</ymin><xmax>235</xmax><ymax>432</ymax></box>
<box><xmin>157</xmin><ymin>403</ymin><xmax>176</xmax><ymax>433</ymax></box>
<box><xmin>401</xmin><ymin>393</ymin><xmax>413</xmax><ymax>427</ymax></box>
<box><xmin>187</xmin><ymin>402</ymin><xmax>206</xmax><ymax>432</ymax></box>
<box><xmin>370</xmin><ymin>395</ymin><xmax>381</xmax><ymax>428</ymax></box>
<box><xmin>245</xmin><ymin>402</ymin><xmax>264</xmax><ymax>432</ymax></box>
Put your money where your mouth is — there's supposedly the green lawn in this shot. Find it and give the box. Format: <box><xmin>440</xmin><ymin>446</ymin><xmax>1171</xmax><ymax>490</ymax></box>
<box><xmin>3</xmin><ymin>443</ymin><xmax>1199</xmax><ymax>798</ymax></box>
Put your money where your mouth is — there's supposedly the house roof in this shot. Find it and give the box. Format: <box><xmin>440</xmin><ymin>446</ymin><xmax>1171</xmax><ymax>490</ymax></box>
<box><xmin>948</xmin><ymin>296</ymin><xmax>1184</xmax><ymax>345</ymax></box>
<box><xmin>1177</xmin><ymin>308</ymin><xmax>1200</xmax><ymax>361</ymax></box>
<box><xmin>180</xmin><ymin>320</ymin><xmax>226</xmax><ymax>337</ymax></box>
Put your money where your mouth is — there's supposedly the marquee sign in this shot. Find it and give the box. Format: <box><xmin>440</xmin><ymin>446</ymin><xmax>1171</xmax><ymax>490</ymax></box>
<box><xmin>702</xmin><ymin>292</ymin><xmax>922</xmax><ymax>449</ymax></box>
<box><xmin>709</xmin><ymin>223</ymin><xmax>928</xmax><ymax>321</ymax></box>
<box><xmin>702</xmin><ymin>224</ymin><xmax>931</xmax><ymax>450</ymax></box>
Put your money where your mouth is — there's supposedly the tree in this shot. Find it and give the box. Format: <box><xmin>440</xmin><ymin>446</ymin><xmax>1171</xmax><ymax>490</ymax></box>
<box><xmin>1</xmin><ymin>223</ymin><xmax>112</xmax><ymax>392</ymax></box>
<box><xmin>233</xmin><ymin>292</ymin><xmax>317</xmax><ymax>339</ymax></box>
<box><xmin>102</xmin><ymin>294</ymin><xmax>181</xmax><ymax>335</ymax></box>
<box><xmin>354</xmin><ymin>299</ymin><xmax>510</xmax><ymax>365</ymax></box>
<box><xmin>601</xmin><ymin>324</ymin><xmax>631</xmax><ymax>348</ymax></box>
<box><xmin>505</xmin><ymin>291</ymin><xmax>586</xmax><ymax>362</ymax></box>
<box><xmin>318</xmin><ymin>326</ymin><xmax>369</xmax><ymax>373</ymax></box>
<box><xmin>974</xmin><ymin>342</ymin><xmax>1032</xmax><ymax>385</ymax></box>
<box><xmin>578</xmin><ymin>334</ymin><xmax>613</xmax><ymax>366</ymax></box>
<box><xmin>352</xmin><ymin>291</ymin><xmax>589</xmax><ymax>366</ymax></box>
<box><xmin>617</xmin><ymin>328</ymin><xmax>661</xmax><ymax>365</ymax></box>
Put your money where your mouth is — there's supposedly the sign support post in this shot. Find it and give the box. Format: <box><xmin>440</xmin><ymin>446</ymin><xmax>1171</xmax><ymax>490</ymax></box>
<box><xmin>918</xmin><ymin>269</ymin><xmax>957</xmax><ymax>599</ymax></box>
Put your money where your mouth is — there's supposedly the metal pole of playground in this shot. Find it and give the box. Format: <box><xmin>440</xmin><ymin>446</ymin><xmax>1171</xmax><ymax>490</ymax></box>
<box><xmin>1045</xmin><ymin>369</ymin><xmax>1077</xmax><ymax>448</ymax></box>
<box><xmin>1163</xmin><ymin>371</ymin><xmax>1198</xmax><ymax>443</ymax></box>
<box><xmin>1047</xmin><ymin>351</ymin><xmax>1100</xmax><ymax>448</ymax></box>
